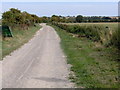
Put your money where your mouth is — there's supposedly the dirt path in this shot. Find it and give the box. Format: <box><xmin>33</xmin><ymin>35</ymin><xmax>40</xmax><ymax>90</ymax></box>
<box><xmin>2</xmin><ymin>23</ymin><xmax>74</xmax><ymax>88</ymax></box>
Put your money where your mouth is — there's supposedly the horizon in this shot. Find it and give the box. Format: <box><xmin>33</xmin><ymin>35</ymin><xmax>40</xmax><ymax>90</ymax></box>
<box><xmin>1</xmin><ymin>2</ymin><xmax>118</xmax><ymax>18</ymax></box>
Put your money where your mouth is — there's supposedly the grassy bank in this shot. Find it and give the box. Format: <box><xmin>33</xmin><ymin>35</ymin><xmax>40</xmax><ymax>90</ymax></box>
<box><xmin>64</xmin><ymin>23</ymin><xmax>118</xmax><ymax>29</ymax></box>
<box><xmin>0</xmin><ymin>36</ymin><xmax>2</xmax><ymax>60</ymax></box>
<box><xmin>52</xmin><ymin>22</ymin><xmax>119</xmax><ymax>50</ymax></box>
<box><xmin>50</xmin><ymin>24</ymin><xmax>119</xmax><ymax>88</ymax></box>
<box><xmin>2</xmin><ymin>24</ymin><xmax>41</xmax><ymax>59</ymax></box>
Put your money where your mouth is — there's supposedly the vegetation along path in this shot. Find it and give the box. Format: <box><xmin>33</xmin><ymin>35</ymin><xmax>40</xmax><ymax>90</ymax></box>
<box><xmin>2</xmin><ymin>23</ymin><xmax>74</xmax><ymax>88</ymax></box>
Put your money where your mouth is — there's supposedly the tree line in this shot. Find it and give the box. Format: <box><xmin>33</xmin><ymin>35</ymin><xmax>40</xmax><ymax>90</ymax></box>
<box><xmin>40</xmin><ymin>15</ymin><xmax>119</xmax><ymax>23</ymax></box>
<box><xmin>2</xmin><ymin>8</ymin><xmax>119</xmax><ymax>29</ymax></box>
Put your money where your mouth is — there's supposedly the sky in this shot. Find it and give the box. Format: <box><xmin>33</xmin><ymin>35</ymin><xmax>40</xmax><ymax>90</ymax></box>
<box><xmin>1</xmin><ymin>0</ymin><xmax>120</xmax><ymax>2</ymax></box>
<box><xmin>0</xmin><ymin>0</ymin><xmax>119</xmax><ymax>18</ymax></box>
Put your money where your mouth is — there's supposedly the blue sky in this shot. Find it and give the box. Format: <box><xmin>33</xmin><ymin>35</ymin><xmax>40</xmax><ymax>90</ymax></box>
<box><xmin>1</xmin><ymin>0</ymin><xmax>120</xmax><ymax>2</ymax></box>
<box><xmin>1</xmin><ymin>1</ymin><xmax>119</xmax><ymax>18</ymax></box>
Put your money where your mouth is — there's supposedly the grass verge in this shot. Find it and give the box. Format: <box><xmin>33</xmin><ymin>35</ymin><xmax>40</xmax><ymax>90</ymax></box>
<box><xmin>2</xmin><ymin>24</ymin><xmax>41</xmax><ymax>59</ymax></box>
<box><xmin>0</xmin><ymin>36</ymin><xmax>2</xmax><ymax>60</ymax></box>
<box><xmin>50</xmin><ymin>24</ymin><xmax>119</xmax><ymax>88</ymax></box>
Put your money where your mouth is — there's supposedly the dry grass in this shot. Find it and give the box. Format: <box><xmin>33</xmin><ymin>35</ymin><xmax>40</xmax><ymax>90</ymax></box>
<box><xmin>2</xmin><ymin>24</ymin><xmax>41</xmax><ymax>59</ymax></box>
<box><xmin>51</xmin><ymin>24</ymin><xmax>119</xmax><ymax>88</ymax></box>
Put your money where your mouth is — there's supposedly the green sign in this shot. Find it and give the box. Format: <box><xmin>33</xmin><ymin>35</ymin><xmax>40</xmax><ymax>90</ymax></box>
<box><xmin>0</xmin><ymin>25</ymin><xmax>13</xmax><ymax>37</ymax></box>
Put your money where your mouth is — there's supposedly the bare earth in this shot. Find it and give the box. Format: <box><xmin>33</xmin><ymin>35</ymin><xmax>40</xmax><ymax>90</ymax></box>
<box><xmin>2</xmin><ymin>23</ymin><xmax>74</xmax><ymax>88</ymax></box>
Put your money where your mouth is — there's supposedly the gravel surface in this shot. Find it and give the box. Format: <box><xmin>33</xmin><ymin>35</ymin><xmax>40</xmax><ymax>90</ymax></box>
<box><xmin>2</xmin><ymin>23</ymin><xmax>74</xmax><ymax>88</ymax></box>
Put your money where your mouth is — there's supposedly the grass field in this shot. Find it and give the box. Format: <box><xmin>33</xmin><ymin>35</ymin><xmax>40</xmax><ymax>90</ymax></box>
<box><xmin>1</xmin><ymin>24</ymin><xmax>41</xmax><ymax>59</ymax></box>
<box><xmin>50</xmin><ymin>24</ymin><xmax>119</xmax><ymax>88</ymax></box>
<box><xmin>63</xmin><ymin>23</ymin><xmax>118</xmax><ymax>30</ymax></box>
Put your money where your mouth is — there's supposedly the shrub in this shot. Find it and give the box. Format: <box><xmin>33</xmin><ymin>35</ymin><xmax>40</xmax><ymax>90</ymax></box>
<box><xmin>52</xmin><ymin>22</ymin><xmax>119</xmax><ymax>49</ymax></box>
<box><xmin>110</xmin><ymin>28</ymin><xmax>120</xmax><ymax>49</ymax></box>
<box><xmin>85</xmin><ymin>26</ymin><xmax>100</xmax><ymax>41</ymax></box>
<box><xmin>52</xmin><ymin>23</ymin><xmax>101</xmax><ymax>42</ymax></box>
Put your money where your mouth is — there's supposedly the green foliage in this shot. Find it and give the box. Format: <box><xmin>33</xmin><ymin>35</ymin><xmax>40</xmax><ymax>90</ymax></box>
<box><xmin>52</xmin><ymin>22</ymin><xmax>101</xmax><ymax>42</ymax></box>
<box><xmin>51</xmin><ymin>24</ymin><xmax>119</xmax><ymax>88</ymax></box>
<box><xmin>2</xmin><ymin>24</ymin><xmax>41</xmax><ymax>58</ymax></box>
<box><xmin>50</xmin><ymin>15</ymin><xmax>61</xmax><ymax>22</ymax></box>
<box><xmin>52</xmin><ymin>22</ymin><xmax>119</xmax><ymax>49</ymax></box>
<box><xmin>110</xmin><ymin>28</ymin><xmax>120</xmax><ymax>49</ymax></box>
<box><xmin>43</xmin><ymin>15</ymin><xmax>118</xmax><ymax>23</ymax></box>
<box><xmin>76</xmin><ymin>15</ymin><xmax>83</xmax><ymax>23</ymax></box>
<box><xmin>2</xmin><ymin>8</ymin><xmax>40</xmax><ymax>29</ymax></box>
<box><xmin>40</xmin><ymin>16</ymin><xmax>50</xmax><ymax>23</ymax></box>
<box><xmin>84</xmin><ymin>26</ymin><xmax>100</xmax><ymax>41</ymax></box>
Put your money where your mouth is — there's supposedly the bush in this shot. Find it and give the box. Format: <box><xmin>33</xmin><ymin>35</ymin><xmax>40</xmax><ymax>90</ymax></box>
<box><xmin>52</xmin><ymin>22</ymin><xmax>101</xmax><ymax>42</ymax></box>
<box><xmin>85</xmin><ymin>26</ymin><xmax>100</xmax><ymax>41</ymax></box>
<box><xmin>52</xmin><ymin>22</ymin><xmax>119</xmax><ymax>49</ymax></box>
<box><xmin>110</xmin><ymin>29</ymin><xmax>120</xmax><ymax>49</ymax></box>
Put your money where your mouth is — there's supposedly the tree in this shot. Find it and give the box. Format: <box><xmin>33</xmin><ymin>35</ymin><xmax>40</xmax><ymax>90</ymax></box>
<box><xmin>51</xmin><ymin>15</ymin><xmax>60</xmax><ymax>22</ymax></box>
<box><xmin>76</xmin><ymin>15</ymin><xmax>83</xmax><ymax>23</ymax></box>
<box><xmin>67</xmin><ymin>17</ymin><xmax>76</xmax><ymax>23</ymax></box>
<box><xmin>2</xmin><ymin>8</ymin><xmax>40</xmax><ymax>29</ymax></box>
<box><xmin>40</xmin><ymin>16</ymin><xmax>49</xmax><ymax>23</ymax></box>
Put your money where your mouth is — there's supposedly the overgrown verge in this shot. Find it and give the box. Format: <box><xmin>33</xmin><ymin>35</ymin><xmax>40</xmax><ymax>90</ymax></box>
<box><xmin>51</xmin><ymin>22</ymin><xmax>119</xmax><ymax>50</ymax></box>
<box><xmin>50</xmin><ymin>24</ymin><xmax>120</xmax><ymax>88</ymax></box>
<box><xmin>2</xmin><ymin>24</ymin><xmax>41</xmax><ymax>59</ymax></box>
<box><xmin>1</xmin><ymin>8</ymin><xmax>41</xmax><ymax>59</ymax></box>
<box><xmin>0</xmin><ymin>36</ymin><xmax>2</xmax><ymax>60</ymax></box>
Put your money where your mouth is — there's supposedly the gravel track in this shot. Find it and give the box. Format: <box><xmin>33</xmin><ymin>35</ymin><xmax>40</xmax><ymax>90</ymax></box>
<box><xmin>2</xmin><ymin>23</ymin><xmax>74</xmax><ymax>88</ymax></box>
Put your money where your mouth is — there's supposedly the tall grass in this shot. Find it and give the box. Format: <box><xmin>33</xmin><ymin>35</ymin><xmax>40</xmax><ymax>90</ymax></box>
<box><xmin>50</xmin><ymin>24</ymin><xmax>119</xmax><ymax>88</ymax></box>
<box><xmin>2</xmin><ymin>24</ymin><xmax>41</xmax><ymax>58</ymax></box>
<box><xmin>52</xmin><ymin>22</ymin><xmax>119</xmax><ymax>49</ymax></box>
<box><xmin>110</xmin><ymin>28</ymin><xmax>120</xmax><ymax>49</ymax></box>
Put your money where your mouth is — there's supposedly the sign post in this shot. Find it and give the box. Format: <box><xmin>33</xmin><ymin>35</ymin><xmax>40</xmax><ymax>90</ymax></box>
<box><xmin>0</xmin><ymin>25</ymin><xmax>13</xmax><ymax>37</ymax></box>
